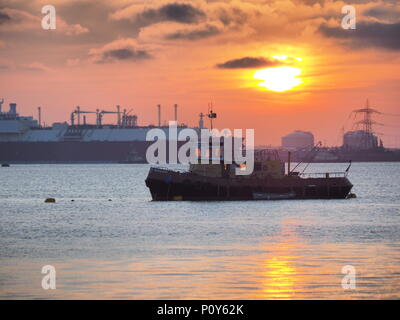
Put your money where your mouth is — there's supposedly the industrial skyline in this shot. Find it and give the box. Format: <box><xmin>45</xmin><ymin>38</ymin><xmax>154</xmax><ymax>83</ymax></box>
<box><xmin>0</xmin><ymin>0</ymin><xmax>399</xmax><ymax>147</ymax></box>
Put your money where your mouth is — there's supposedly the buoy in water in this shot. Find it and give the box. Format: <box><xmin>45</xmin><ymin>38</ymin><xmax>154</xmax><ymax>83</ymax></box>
<box><xmin>108</xmin><ymin>199</ymin><xmax>112</xmax><ymax>201</ymax></box>
<box><xmin>45</xmin><ymin>198</ymin><xmax>56</xmax><ymax>203</ymax></box>
<box><xmin>347</xmin><ymin>193</ymin><xmax>357</xmax><ymax>199</ymax></box>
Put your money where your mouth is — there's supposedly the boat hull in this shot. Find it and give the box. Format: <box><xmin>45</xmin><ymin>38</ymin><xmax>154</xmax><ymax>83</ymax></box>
<box><xmin>145</xmin><ymin>167</ymin><xmax>353</xmax><ymax>201</ymax></box>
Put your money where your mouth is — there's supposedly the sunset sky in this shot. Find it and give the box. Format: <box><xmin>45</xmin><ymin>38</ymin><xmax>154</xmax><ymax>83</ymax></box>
<box><xmin>0</xmin><ymin>0</ymin><xmax>399</xmax><ymax>146</ymax></box>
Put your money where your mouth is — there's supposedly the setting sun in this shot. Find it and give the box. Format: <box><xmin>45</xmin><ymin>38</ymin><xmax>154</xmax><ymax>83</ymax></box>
<box><xmin>254</xmin><ymin>67</ymin><xmax>303</xmax><ymax>92</ymax></box>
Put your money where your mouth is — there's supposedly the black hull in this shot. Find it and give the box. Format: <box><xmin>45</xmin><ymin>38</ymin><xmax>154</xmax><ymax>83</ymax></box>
<box><xmin>0</xmin><ymin>141</ymin><xmax>149</xmax><ymax>163</ymax></box>
<box><xmin>145</xmin><ymin>168</ymin><xmax>353</xmax><ymax>201</ymax></box>
<box><xmin>0</xmin><ymin>141</ymin><xmax>191</xmax><ymax>163</ymax></box>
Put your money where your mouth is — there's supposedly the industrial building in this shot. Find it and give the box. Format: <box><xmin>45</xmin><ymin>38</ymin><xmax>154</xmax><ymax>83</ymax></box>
<box><xmin>281</xmin><ymin>130</ymin><xmax>314</xmax><ymax>149</ymax></box>
<box><xmin>343</xmin><ymin>130</ymin><xmax>379</xmax><ymax>150</ymax></box>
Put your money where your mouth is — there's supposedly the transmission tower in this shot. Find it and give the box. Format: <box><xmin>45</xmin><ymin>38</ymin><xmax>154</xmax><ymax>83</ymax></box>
<box><xmin>352</xmin><ymin>99</ymin><xmax>382</xmax><ymax>149</ymax></box>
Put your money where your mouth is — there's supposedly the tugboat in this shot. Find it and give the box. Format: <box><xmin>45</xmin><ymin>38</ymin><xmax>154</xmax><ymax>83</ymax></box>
<box><xmin>145</xmin><ymin>108</ymin><xmax>353</xmax><ymax>201</ymax></box>
<box><xmin>145</xmin><ymin>145</ymin><xmax>354</xmax><ymax>201</ymax></box>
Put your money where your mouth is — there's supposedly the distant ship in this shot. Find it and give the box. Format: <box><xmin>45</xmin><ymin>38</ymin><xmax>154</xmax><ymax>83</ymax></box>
<box><xmin>0</xmin><ymin>100</ymin><xmax>204</xmax><ymax>163</ymax></box>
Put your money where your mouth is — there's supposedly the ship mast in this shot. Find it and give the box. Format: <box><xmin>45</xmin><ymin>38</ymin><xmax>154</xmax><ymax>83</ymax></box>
<box><xmin>207</xmin><ymin>102</ymin><xmax>217</xmax><ymax>130</ymax></box>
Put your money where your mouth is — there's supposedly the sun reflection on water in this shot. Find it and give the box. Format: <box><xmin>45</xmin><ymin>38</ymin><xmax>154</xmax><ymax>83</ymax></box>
<box><xmin>256</xmin><ymin>220</ymin><xmax>304</xmax><ymax>299</ymax></box>
<box><xmin>261</xmin><ymin>254</ymin><xmax>298</xmax><ymax>299</ymax></box>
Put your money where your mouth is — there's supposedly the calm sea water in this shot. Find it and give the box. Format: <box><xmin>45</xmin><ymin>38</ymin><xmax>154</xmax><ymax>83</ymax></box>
<box><xmin>0</xmin><ymin>162</ymin><xmax>399</xmax><ymax>299</ymax></box>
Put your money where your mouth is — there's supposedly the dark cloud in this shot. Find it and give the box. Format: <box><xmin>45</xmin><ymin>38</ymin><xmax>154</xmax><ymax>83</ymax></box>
<box><xmin>216</xmin><ymin>57</ymin><xmax>281</xmax><ymax>69</ymax></box>
<box><xmin>90</xmin><ymin>41</ymin><xmax>152</xmax><ymax>64</ymax></box>
<box><xmin>363</xmin><ymin>6</ymin><xmax>400</xmax><ymax>22</ymax></box>
<box><xmin>103</xmin><ymin>48</ymin><xmax>151</xmax><ymax>61</ymax></box>
<box><xmin>133</xmin><ymin>3</ymin><xmax>205</xmax><ymax>26</ymax></box>
<box><xmin>0</xmin><ymin>11</ymin><xmax>11</xmax><ymax>24</ymax></box>
<box><xmin>216</xmin><ymin>7</ymin><xmax>248</xmax><ymax>26</ymax></box>
<box><xmin>319</xmin><ymin>21</ymin><xmax>400</xmax><ymax>50</ymax></box>
<box><xmin>160</xmin><ymin>3</ymin><xmax>204</xmax><ymax>23</ymax></box>
<box><xmin>165</xmin><ymin>24</ymin><xmax>221</xmax><ymax>40</ymax></box>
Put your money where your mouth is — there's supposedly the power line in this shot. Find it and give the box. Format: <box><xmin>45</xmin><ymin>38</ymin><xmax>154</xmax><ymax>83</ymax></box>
<box><xmin>382</xmin><ymin>124</ymin><xmax>400</xmax><ymax>128</ymax></box>
<box><xmin>382</xmin><ymin>112</ymin><xmax>400</xmax><ymax>117</ymax></box>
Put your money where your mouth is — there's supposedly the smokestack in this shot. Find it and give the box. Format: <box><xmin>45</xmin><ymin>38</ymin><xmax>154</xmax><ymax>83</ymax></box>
<box><xmin>83</xmin><ymin>115</ymin><xmax>87</xmax><ymax>126</ymax></box>
<box><xmin>9</xmin><ymin>103</ymin><xmax>17</xmax><ymax>115</ymax></box>
<box><xmin>174</xmin><ymin>104</ymin><xmax>178</xmax><ymax>123</ymax></box>
<box><xmin>0</xmin><ymin>98</ymin><xmax>4</xmax><ymax>113</ymax></box>
<box><xmin>117</xmin><ymin>105</ymin><xmax>121</xmax><ymax>127</ymax></box>
<box><xmin>38</xmin><ymin>106</ymin><xmax>41</xmax><ymax>127</ymax></box>
<box><xmin>96</xmin><ymin>109</ymin><xmax>99</xmax><ymax>127</ymax></box>
<box><xmin>77</xmin><ymin>106</ymin><xmax>81</xmax><ymax>126</ymax></box>
<box><xmin>157</xmin><ymin>104</ymin><xmax>161</xmax><ymax>127</ymax></box>
<box><xmin>122</xmin><ymin>109</ymin><xmax>126</xmax><ymax>127</ymax></box>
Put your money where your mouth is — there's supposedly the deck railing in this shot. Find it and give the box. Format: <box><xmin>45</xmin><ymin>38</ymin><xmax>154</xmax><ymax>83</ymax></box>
<box><xmin>151</xmin><ymin>167</ymin><xmax>349</xmax><ymax>179</ymax></box>
<box><xmin>299</xmin><ymin>172</ymin><xmax>348</xmax><ymax>178</ymax></box>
